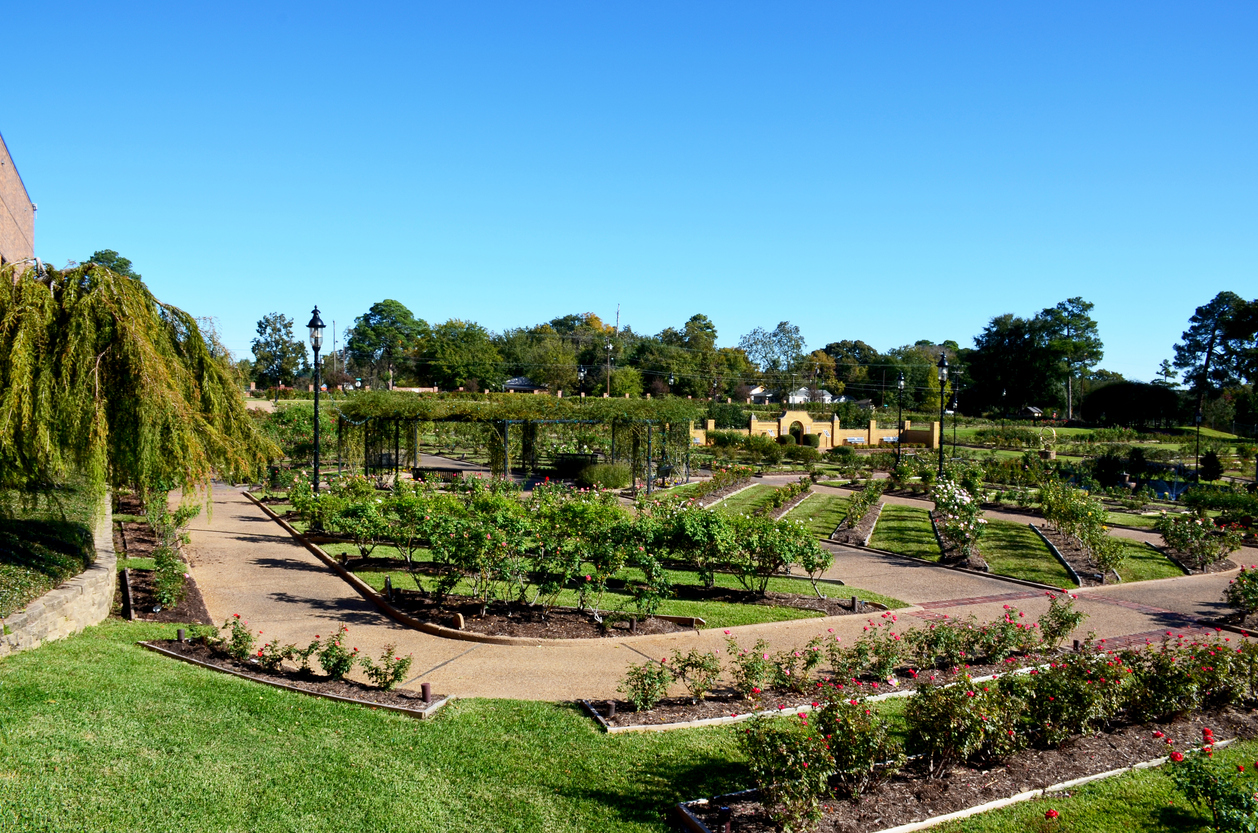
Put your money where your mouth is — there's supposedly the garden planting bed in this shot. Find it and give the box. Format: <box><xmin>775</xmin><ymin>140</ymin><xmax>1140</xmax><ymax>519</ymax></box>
<box><xmin>141</xmin><ymin>638</ymin><xmax>448</xmax><ymax>717</ymax></box>
<box><xmin>682</xmin><ymin>707</ymin><xmax>1258</xmax><ymax>832</ymax></box>
<box><xmin>586</xmin><ymin>656</ymin><xmax>1047</xmax><ymax>731</ymax></box>
<box><xmin>113</xmin><ymin>499</ymin><xmax>212</xmax><ymax>625</ymax></box>
<box><xmin>374</xmin><ymin>577</ymin><xmax>869</xmax><ymax>639</ymax></box>
<box><xmin>696</xmin><ymin>477</ymin><xmax>756</xmax><ymax>507</ymax></box>
<box><xmin>831</xmin><ymin>501</ymin><xmax>882</xmax><ymax>547</ymax></box>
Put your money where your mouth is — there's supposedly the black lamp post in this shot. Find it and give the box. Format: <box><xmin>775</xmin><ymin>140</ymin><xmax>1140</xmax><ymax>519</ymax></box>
<box><xmin>895</xmin><ymin>372</ymin><xmax>905</xmax><ymax>467</ymax></box>
<box><xmin>307</xmin><ymin>306</ymin><xmax>326</xmax><ymax>493</ymax></box>
<box><xmin>936</xmin><ymin>353</ymin><xmax>948</xmax><ymax>476</ymax></box>
<box><xmin>1194</xmin><ymin>409</ymin><xmax>1203</xmax><ymax>482</ymax></box>
<box><xmin>950</xmin><ymin>392</ymin><xmax>959</xmax><ymax>459</ymax></box>
<box><xmin>578</xmin><ymin>366</ymin><xmax>586</xmax><ymax>391</ymax></box>
<box><xmin>605</xmin><ymin>342</ymin><xmax>613</xmax><ymax>396</ymax></box>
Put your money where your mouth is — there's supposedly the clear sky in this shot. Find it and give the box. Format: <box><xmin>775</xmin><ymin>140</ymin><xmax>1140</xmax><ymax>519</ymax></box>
<box><xmin>3</xmin><ymin>2</ymin><xmax>1254</xmax><ymax>380</ymax></box>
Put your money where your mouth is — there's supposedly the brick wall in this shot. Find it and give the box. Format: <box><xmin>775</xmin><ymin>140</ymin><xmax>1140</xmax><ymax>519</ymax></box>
<box><xmin>0</xmin><ymin>131</ymin><xmax>35</xmax><ymax>270</ymax></box>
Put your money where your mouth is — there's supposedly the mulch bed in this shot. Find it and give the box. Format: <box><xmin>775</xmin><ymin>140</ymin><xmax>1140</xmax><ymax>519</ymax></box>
<box><xmin>928</xmin><ymin>510</ymin><xmax>989</xmax><ymax>572</ymax></box>
<box><xmin>687</xmin><ymin>706</ymin><xmax>1258</xmax><ymax>832</ymax></box>
<box><xmin>831</xmin><ymin>504</ymin><xmax>879</xmax><ymax>547</ymax></box>
<box><xmin>145</xmin><ymin>638</ymin><xmax>441</xmax><ymax>710</ymax></box>
<box><xmin>349</xmin><ymin>558</ymin><xmax>871</xmax><ymax>639</ymax></box>
<box><xmin>113</xmin><ymin>510</ymin><xmax>213</xmax><ymax>625</ymax></box>
<box><xmin>695</xmin><ymin>477</ymin><xmax>757</xmax><ymax>508</ymax></box>
<box><xmin>593</xmin><ymin>657</ymin><xmax>1048</xmax><ymax>729</ymax></box>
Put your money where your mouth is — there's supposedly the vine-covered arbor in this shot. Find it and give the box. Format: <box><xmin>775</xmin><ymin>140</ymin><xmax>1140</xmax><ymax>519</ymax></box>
<box><xmin>332</xmin><ymin>392</ymin><xmax>706</xmax><ymax>490</ymax></box>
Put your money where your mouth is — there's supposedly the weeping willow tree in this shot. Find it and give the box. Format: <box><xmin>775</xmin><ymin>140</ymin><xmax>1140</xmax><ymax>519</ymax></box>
<box><xmin>0</xmin><ymin>263</ymin><xmax>278</xmax><ymax>495</ymax></box>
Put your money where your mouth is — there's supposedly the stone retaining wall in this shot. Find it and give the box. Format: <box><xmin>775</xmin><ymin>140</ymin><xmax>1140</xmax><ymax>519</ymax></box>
<box><xmin>0</xmin><ymin>496</ymin><xmax>116</xmax><ymax>657</ymax></box>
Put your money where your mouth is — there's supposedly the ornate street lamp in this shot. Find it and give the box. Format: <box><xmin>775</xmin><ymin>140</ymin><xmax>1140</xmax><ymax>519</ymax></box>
<box><xmin>936</xmin><ymin>353</ymin><xmax>948</xmax><ymax>476</ymax></box>
<box><xmin>605</xmin><ymin>342</ymin><xmax>613</xmax><ymax>396</ymax></box>
<box><xmin>307</xmin><ymin>306</ymin><xmax>325</xmax><ymax>494</ymax></box>
<box><xmin>895</xmin><ymin>372</ymin><xmax>905</xmax><ymax>467</ymax></box>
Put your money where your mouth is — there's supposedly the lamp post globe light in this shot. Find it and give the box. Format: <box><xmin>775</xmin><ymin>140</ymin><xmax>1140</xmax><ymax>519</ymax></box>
<box><xmin>936</xmin><ymin>353</ymin><xmax>948</xmax><ymax>475</ymax></box>
<box><xmin>895</xmin><ymin>372</ymin><xmax>905</xmax><ymax>467</ymax></box>
<box><xmin>307</xmin><ymin>306</ymin><xmax>325</xmax><ymax>494</ymax></box>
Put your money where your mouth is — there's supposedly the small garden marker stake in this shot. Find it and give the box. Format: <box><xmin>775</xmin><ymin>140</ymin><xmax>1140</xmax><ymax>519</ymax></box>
<box><xmin>630</xmin><ymin>616</ymin><xmax>637</xmax><ymax>634</ymax></box>
<box><xmin>384</xmin><ymin>575</ymin><xmax>392</xmax><ymax>601</ymax></box>
<box><xmin>851</xmin><ymin>595</ymin><xmax>860</xmax><ymax>613</ymax></box>
<box><xmin>606</xmin><ymin>700</ymin><xmax>616</xmax><ymax>719</ymax></box>
<box><xmin>177</xmin><ymin>629</ymin><xmax>185</xmax><ymax>643</ymax></box>
<box><xmin>718</xmin><ymin>806</ymin><xmax>732</xmax><ymax>833</ymax></box>
<box><xmin>421</xmin><ymin>683</ymin><xmax>431</xmax><ymax>704</ymax></box>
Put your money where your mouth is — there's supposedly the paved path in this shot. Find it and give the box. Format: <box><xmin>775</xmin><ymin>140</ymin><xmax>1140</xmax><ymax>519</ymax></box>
<box><xmin>183</xmin><ymin>484</ymin><xmax>1248</xmax><ymax>702</ymax></box>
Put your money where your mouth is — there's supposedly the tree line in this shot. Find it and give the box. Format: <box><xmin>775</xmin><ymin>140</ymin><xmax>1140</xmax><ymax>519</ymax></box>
<box><xmin>242</xmin><ymin>290</ymin><xmax>1257</xmax><ymax>430</ymax></box>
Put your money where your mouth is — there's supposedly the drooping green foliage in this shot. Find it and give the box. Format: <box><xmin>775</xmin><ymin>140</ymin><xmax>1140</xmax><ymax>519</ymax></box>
<box><xmin>0</xmin><ymin>264</ymin><xmax>277</xmax><ymax>493</ymax></box>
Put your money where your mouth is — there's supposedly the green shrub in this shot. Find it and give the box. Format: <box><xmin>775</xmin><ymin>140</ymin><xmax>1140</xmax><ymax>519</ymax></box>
<box><xmin>739</xmin><ymin>715</ymin><xmax>834</xmax><ymax>833</ymax></box>
<box><xmin>1166</xmin><ymin>737</ymin><xmax>1258</xmax><ymax>832</ymax></box>
<box><xmin>1156</xmin><ymin>512</ymin><xmax>1245</xmax><ymax>570</ymax></box>
<box><xmin>908</xmin><ymin>674</ymin><xmax>1026</xmax><ymax>777</ymax></box>
<box><xmin>726</xmin><ymin>637</ymin><xmax>774</xmax><ymax>699</ymax></box>
<box><xmin>815</xmin><ymin>689</ymin><xmax>904</xmax><ymax>799</ymax></box>
<box><xmin>801</xmin><ymin>433</ymin><xmax>821</xmax><ymax>448</ymax></box>
<box><xmin>1038</xmin><ymin>592</ymin><xmax>1087</xmax><ymax>648</ymax></box>
<box><xmin>618</xmin><ymin>659</ymin><xmax>673</xmax><ymax>711</ymax></box>
<box><xmin>1224</xmin><ymin>565</ymin><xmax>1258</xmax><ymax>614</ymax></box>
<box><xmin>1001</xmin><ymin>650</ymin><xmax>1124</xmax><ymax>747</ymax></box>
<box><xmin>360</xmin><ymin>644</ymin><xmax>414</xmax><ymax>690</ymax></box>
<box><xmin>777</xmin><ymin>433</ymin><xmax>797</xmax><ymax>446</ymax></box>
<box><xmin>577</xmin><ymin>462</ymin><xmax>632</xmax><ymax>489</ymax></box>
<box><xmin>670</xmin><ymin>649</ymin><xmax>722</xmax><ymax>703</ymax></box>
<box><xmin>317</xmin><ymin>624</ymin><xmax>359</xmax><ymax>680</ymax></box>
<box><xmin>216</xmin><ymin>615</ymin><xmax>257</xmax><ymax>661</ymax></box>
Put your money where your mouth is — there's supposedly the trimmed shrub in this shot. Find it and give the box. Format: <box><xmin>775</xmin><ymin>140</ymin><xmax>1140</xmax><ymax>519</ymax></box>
<box><xmin>577</xmin><ymin>462</ymin><xmax>632</xmax><ymax>489</ymax></box>
<box><xmin>777</xmin><ymin>433</ymin><xmax>797</xmax><ymax>446</ymax></box>
<box><xmin>802</xmin><ymin>433</ymin><xmax>821</xmax><ymax>448</ymax></box>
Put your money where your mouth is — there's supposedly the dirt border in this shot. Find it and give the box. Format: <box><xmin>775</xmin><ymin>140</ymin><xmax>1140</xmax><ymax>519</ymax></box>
<box><xmin>676</xmin><ymin>738</ymin><xmax>1237</xmax><ymax>833</ymax></box>
<box><xmin>139</xmin><ymin>641</ymin><xmax>451</xmax><ymax>719</ymax></box>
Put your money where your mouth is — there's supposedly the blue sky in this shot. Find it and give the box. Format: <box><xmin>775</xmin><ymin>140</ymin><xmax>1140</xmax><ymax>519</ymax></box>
<box><xmin>3</xmin><ymin>2</ymin><xmax>1254</xmax><ymax>380</ymax></box>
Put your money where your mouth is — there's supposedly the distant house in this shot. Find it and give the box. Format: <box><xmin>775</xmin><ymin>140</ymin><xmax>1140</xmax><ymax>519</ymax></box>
<box><xmin>1020</xmin><ymin>406</ymin><xmax>1044</xmax><ymax>420</ymax></box>
<box><xmin>786</xmin><ymin>387</ymin><xmax>834</xmax><ymax>405</ymax></box>
<box><xmin>748</xmin><ymin>386</ymin><xmax>773</xmax><ymax>405</ymax></box>
<box><xmin>504</xmin><ymin>376</ymin><xmax>548</xmax><ymax>393</ymax></box>
<box><xmin>0</xmin><ymin>131</ymin><xmax>35</xmax><ymax>272</ymax></box>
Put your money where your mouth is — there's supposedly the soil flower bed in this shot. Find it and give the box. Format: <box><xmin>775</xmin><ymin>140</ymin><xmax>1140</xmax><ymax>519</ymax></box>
<box><xmin>685</xmin><ymin>707</ymin><xmax>1258</xmax><ymax>832</ymax></box>
<box><xmin>144</xmin><ymin>637</ymin><xmax>444</xmax><ymax>713</ymax></box>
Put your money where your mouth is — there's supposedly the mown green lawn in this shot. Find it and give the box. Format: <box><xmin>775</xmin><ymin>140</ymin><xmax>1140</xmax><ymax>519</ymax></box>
<box><xmin>0</xmin><ymin>620</ymin><xmax>742</xmax><ymax>833</ymax></box>
<box><xmin>982</xmin><ymin>520</ymin><xmax>1074</xmax><ymax>588</ymax></box>
<box><xmin>1116</xmin><ymin>539</ymin><xmax>1186</xmax><ymax>583</ymax></box>
<box><xmin>869</xmin><ymin>505</ymin><xmax>941</xmax><ymax>560</ymax></box>
<box><xmin>351</xmin><ymin>560</ymin><xmax>907</xmax><ymax>628</ymax></box>
<box><xmin>940</xmin><ymin>739</ymin><xmax>1258</xmax><ymax>833</ymax></box>
<box><xmin>782</xmin><ymin>493</ymin><xmax>848</xmax><ymax>538</ymax></box>
<box><xmin>0</xmin><ymin>484</ymin><xmax>97</xmax><ymax>618</ymax></box>
<box><xmin>712</xmin><ymin>484</ymin><xmax>777</xmax><ymax>515</ymax></box>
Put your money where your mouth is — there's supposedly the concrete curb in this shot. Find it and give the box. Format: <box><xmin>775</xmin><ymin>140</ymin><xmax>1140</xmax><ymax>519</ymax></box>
<box><xmin>1028</xmin><ymin>523</ymin><xmax>1085</xmax><ymax>586</ymax></box>
<box><xmin>675</xmin><ymin>738</ymin><xmax>1236</xmax><ymax>833</ymax></box>
<box><xmin>139</xmin><ymin>641</ymin><xmax>451</xmax><ymax>719</ymax></box>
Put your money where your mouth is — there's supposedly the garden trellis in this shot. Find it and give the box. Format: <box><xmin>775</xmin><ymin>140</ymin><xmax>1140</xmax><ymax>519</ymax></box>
<box><xmin>332</xmin><ymin>391</ymin><xmax>705</xmax><ymax>490</ymax></box>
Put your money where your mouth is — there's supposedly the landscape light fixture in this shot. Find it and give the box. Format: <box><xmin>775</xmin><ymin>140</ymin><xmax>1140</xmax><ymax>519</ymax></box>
<box><xmin>307</xmin><ymin>306</ymin><xmax>326</xmax><ymax>494</ymax></box>
<box><xmin>895</xmin><ymin>372</ymin><xmax>905</xmax><ymax>467</ymax></box>
<box><xmin>936</xmin><ymin>353</ymin><xmax>948</xmax><ymax>475</ymax></box>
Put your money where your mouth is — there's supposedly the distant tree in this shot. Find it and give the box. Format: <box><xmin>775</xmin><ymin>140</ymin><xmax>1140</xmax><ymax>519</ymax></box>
<box><xmin>250</xmin><ymin>312</ymin><xmax>309</xmax><ymax>388</ymax></box>
<box><xmin>1174</xmin><ymin>292</ymin><xmax>1250</xmax><ymax>397</ymax></box>
<box><xmin>1153</xmin><ymin>359</ymin><xmax>1179</xmax><ymax>389</ymax></box>
<box><xmin>416</xmin><ymin>319</ymin><xmax>503</xmax><ymax>390</ymax></box>
<box><xmin>1080</xmin><ymin>381</ymin><xmax>1180</xmax><ymax>428</ymax></box>
<box><xmin>84</xmin><ymin>250</ymin><xmax>141</xmax><ymax>280</ymax></box>
<box><xmin>1199</xmin><ymin>450</ymin><xmax>1224</xmax><ymax>483</ymax></box>
<box><xmin>1040</xmin><ymin>297</ymin><xmax>1103</xmax><ymax>421</ymax></box>
<box><xmin>346</xmin><ymin>299</ymin><xmax>426</xmax><ymax>389</ymax></box>
<box><xmin>963</xmin><ymin>313</ymin><xmax>1063</xmax><ymax>416</ymax></box>
<box><xmin>739</xmin><ymin>322</ymin><xmax>806</xmax><ymax>395</ymax></box>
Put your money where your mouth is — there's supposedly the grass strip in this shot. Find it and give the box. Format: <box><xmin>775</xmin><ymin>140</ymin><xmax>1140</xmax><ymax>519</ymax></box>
<box><xmin>939</xmin><ymin>738</ymin><xmax>1258</xmax><ymax>832</ymax></box>
<box><xmin>713</xmin><ymin>484</ymin><xmax>778</xmax><ymax>515</ymax></box>
<box><xmin>0</xmin><ymin>620</ymin><xmax>742</xmax><ymax>833</ymax></box>
<box><xmin>869</xmin><ymin>505</ymin><xmax>941</xmax><ymax>561</ymax></box>
<box><xmin>1116</xmin><ymin>539</ymin><xmax>1185</xmax><ymax>583</ymax></box>
<box><xmin>782</xmin><ymin>493</ymin><xmax>848</xmax><ymax>537</ymax></box>
<box><xmin>0</xmin><ymin>483</ymin><xmax>97</xmax><ymax>618</ymax></box>
<box><xmin>982</xmin><ymin>520</ymin><xmax>1073</xmax><ymax>587</ymax></box>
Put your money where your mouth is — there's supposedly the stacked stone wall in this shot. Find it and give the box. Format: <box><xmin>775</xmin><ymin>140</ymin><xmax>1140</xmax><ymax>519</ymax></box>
<box><xmin>0</xmin><ymin>497</ymin><xmax>116</xmax><ymax>657</ymax></box>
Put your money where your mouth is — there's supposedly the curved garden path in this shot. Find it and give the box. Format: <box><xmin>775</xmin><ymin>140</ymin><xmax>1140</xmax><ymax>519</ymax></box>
<box><xmin>182</xmin><ymin>484</ymin><xmax>1251</xmax><ymax>702</ymax></box>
